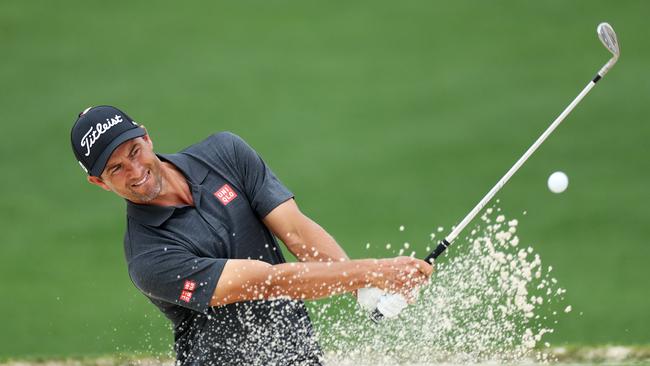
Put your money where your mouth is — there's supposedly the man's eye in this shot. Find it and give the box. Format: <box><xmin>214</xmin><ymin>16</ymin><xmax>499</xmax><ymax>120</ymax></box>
<box><xmin>111</xmin><ymin>166</ymin><xmax>121</xmax><ymax>175</ymax></box>
<box><xmin>132</xmin><ymin>148</ymin><xmax>140</xmax><ymax>157</ymax></box>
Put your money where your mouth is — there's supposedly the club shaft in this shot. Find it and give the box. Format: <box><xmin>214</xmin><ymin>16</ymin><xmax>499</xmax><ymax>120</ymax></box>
<box><xmin>424</xmin><ymin>74</ymin><xmax>604</xmax><ymax>263</ymax></box>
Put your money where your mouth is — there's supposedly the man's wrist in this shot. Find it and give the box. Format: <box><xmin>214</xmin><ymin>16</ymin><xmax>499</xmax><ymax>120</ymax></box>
<box><xmin>356</xmin><ymin>259</ymin><xmax>379</xmax><ymax>288</ymax></box>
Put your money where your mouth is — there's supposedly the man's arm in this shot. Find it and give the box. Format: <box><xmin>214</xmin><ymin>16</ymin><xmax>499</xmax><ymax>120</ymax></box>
<box><xmin>262</xmin><ymin>199</ymin><xmax>349</xmax><ymax>263</ymax></box>
<box><xmin>210</xmin><ymin>256</ymin><xmax>432</xmax><ymax>307</ymax></box>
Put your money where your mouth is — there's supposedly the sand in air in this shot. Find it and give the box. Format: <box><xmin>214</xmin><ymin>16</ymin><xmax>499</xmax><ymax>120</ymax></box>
<box><xmin>311</xmin><ymin>206</ymin><xmax>567</xmax><ymax>365</ymax></box>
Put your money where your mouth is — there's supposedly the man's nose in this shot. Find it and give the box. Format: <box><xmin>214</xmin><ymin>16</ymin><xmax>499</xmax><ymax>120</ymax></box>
<box><xmin>124</xmin><ymin>160</ymin><xmax>144</xmax><ymax>179</ymax></box>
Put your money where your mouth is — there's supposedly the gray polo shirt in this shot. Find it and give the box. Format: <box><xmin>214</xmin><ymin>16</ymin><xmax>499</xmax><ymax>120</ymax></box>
<box><xmin>124</xmin><ymin>132</ymin><xmax>323</xmax><ymax>365</ymax></box>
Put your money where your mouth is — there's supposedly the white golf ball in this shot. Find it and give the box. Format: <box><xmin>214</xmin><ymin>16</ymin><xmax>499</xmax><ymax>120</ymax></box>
<box><xmin>547</xmin><ymin>171</ymin><xmax>569</xmax><ymax>193</ymax></box>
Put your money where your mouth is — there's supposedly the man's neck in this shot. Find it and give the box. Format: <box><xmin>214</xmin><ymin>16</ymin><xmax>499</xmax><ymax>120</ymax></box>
<box><xmin>148</xmin><ymin>161</ymin><xmax>194</xmax><ymax>207</ymax></box>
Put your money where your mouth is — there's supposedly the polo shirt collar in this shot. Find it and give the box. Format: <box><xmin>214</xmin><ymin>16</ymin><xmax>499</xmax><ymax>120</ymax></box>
<box><xmin>126</xmin><ymin>153</ymin><xmax>209</xmax><ymax>227</ymax></box>
<box><xmin>159</xmin><ymin>153</ymin><xmax>209</xmax><ymax>185</ymax></box>
<box><xmin>127</xmin><ymin>202</ymin><xmax>176</xmax><ymax>227</ymax></box>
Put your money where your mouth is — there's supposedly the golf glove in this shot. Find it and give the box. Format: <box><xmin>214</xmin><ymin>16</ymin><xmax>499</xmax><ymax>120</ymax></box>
<box><xmin>357</xmin><ymin>287</ymin><xmax>410</xmax><ymax>319</ymax></box>
<box><xmin>356</xmin><ymin>287</ymin><xmax>384</xmax><ymax>311</ymax></box>
<box><xmin>376</xmin><ymin>293</ymin><xmax>408</xmax><ymax>318</ymax></box>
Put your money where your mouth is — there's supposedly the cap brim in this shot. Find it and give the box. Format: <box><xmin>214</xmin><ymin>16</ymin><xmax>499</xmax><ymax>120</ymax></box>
<box><xmin>89</xmin><ymin>127</ymin><xmax>146</xmax><ymax>176</ymax></box>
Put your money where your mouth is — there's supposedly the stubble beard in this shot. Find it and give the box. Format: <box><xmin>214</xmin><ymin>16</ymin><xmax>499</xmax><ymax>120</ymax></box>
<box><xmin>129</xmin><ymin>168</ymin><xmax>163</xmax><ymax>203</ymax></box>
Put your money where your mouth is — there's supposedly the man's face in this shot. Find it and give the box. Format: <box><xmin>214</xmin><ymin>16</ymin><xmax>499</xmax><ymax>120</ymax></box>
<box><xmin>87</xmin><ymin>134</ymin><xmax>164</xmax><ymax>203</ymax></box>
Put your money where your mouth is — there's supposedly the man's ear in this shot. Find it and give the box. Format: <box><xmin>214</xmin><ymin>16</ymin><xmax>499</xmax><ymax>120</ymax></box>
<box><xmin>87</xmin><ymin>175</ymin><xmax>111</xmax><ymax>192</ymax></box>
<box><xmin>140</xmin><ymin>126</ymin><xmax>153</xmax><ymax>149</ymax></box>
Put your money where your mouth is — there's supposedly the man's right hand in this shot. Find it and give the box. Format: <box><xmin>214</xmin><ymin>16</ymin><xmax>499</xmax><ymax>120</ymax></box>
<box><xmin>357</xmin><ymin>257</ymin><xmax>433</xmax><ymax>318</ymax></box>
<box><xmin>367</xmin><ymin>256</ymin><xmax>433</xmax><ymax>299</ymax></box>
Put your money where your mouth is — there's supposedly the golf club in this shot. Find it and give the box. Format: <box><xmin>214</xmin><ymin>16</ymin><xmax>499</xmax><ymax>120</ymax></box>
<box><xmin>370</xmin><ymin>22</ymin><xmax>620</xmax><ymax>322</ymax></box>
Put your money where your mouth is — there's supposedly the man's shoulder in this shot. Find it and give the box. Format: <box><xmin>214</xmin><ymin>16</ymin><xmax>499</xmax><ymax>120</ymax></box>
<box><xmin>123</xmin><ymin>216</ymin><xmax>158</xmax><ymax>250</ymax></box>
<box><xmin>123</xmin><ymin>213</ymin><xmax>174</xmax><ymax>244</ymax></box>
<box><xmin>177</xmin><ymin>131</ymin><xmax>255</xmax><ymax>173</ymax></box>
<box><xmin>184</xmin><ymin>131</ymin><xmax>241</xmax><ymax>154</ymax></box>
<box><xmin>123</xmin><ymin>216</ymin><xmax>183</xmax><ymax>261</ymax></box>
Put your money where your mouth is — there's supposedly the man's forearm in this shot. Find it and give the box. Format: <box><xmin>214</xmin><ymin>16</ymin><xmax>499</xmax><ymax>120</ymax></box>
<box><xmin>265</xmin><ymin>260</ymin><xmax>372</xmax><ymax>299</ymax></box>
<box><xmin>211</xmin><ymin>258</ymin><xmax>376</xmax><ymax>307</ymax></box>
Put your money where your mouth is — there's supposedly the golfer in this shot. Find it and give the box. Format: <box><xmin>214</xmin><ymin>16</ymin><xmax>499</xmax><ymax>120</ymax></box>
<box><xmin>70</xmin><ymin>105</ymin><xmax>433</xmax><ymax>365</ymax></box>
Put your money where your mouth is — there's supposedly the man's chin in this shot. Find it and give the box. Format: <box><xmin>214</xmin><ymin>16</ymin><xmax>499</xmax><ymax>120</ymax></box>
<box><xmin>128</xmin><ymin>186</ymin><xmax>161</xmax><ymax>204</ymax></box>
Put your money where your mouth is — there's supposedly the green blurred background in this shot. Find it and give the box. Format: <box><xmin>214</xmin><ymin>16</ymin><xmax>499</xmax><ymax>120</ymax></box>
<box><xmin>1</xmin><ymin>0</ymin><xmax>649</xmax><ymax>359</ymax></box>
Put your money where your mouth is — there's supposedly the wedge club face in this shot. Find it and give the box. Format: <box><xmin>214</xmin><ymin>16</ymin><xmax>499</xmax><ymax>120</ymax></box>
<box><xmin>596</xmin><ymin>22</ymin><xmax>620</xmax><ymax>78</ymax></box>
<box><xmin>597</xmin><ymin>22</ymin><xmax>620</xmax><ymax>59</ymax></box>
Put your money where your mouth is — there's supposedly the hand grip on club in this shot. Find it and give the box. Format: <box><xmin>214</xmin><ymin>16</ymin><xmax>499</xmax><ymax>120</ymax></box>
<box><xmin>369</xmin><ymin>239</ymin><xmax>448</xmax><ymax>322</ymax></box>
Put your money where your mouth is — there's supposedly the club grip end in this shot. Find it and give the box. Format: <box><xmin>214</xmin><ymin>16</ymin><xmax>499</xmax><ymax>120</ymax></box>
<box><xmin>424</xmin><ymin>239</ymin><xmax>451</xmax><ymax>263</ymax></box>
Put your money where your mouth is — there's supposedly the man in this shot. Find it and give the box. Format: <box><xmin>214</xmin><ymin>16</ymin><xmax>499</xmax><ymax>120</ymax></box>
<box><xmin>70</xmin><ymin>105</ymin><xmax>433</xmax><ymax>365</ymax></box>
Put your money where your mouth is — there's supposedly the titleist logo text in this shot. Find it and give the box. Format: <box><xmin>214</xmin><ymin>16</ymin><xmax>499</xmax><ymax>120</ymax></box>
<box><xmin>81</xmin><ymin>114</ymin><xmax>124</xmax><ymax>156</ymax></box>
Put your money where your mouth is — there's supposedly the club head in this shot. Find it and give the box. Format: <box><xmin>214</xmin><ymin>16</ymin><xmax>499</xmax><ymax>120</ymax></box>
<box><xmin>597</xmin><ymin>22</ymin><xmax>620</xmax><ymax>59</ymax></box>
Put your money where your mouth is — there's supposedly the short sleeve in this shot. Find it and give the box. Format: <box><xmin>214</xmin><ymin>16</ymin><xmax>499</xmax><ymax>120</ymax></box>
<box><xmin>227</xmin><ymin>133</ymin><xmax>294</xmax><ymax>218</ymax></box>
<box><xmin>127</xmin><ymin>234</ymin><xmax>227</xmax><ymax>313</ymax></box>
